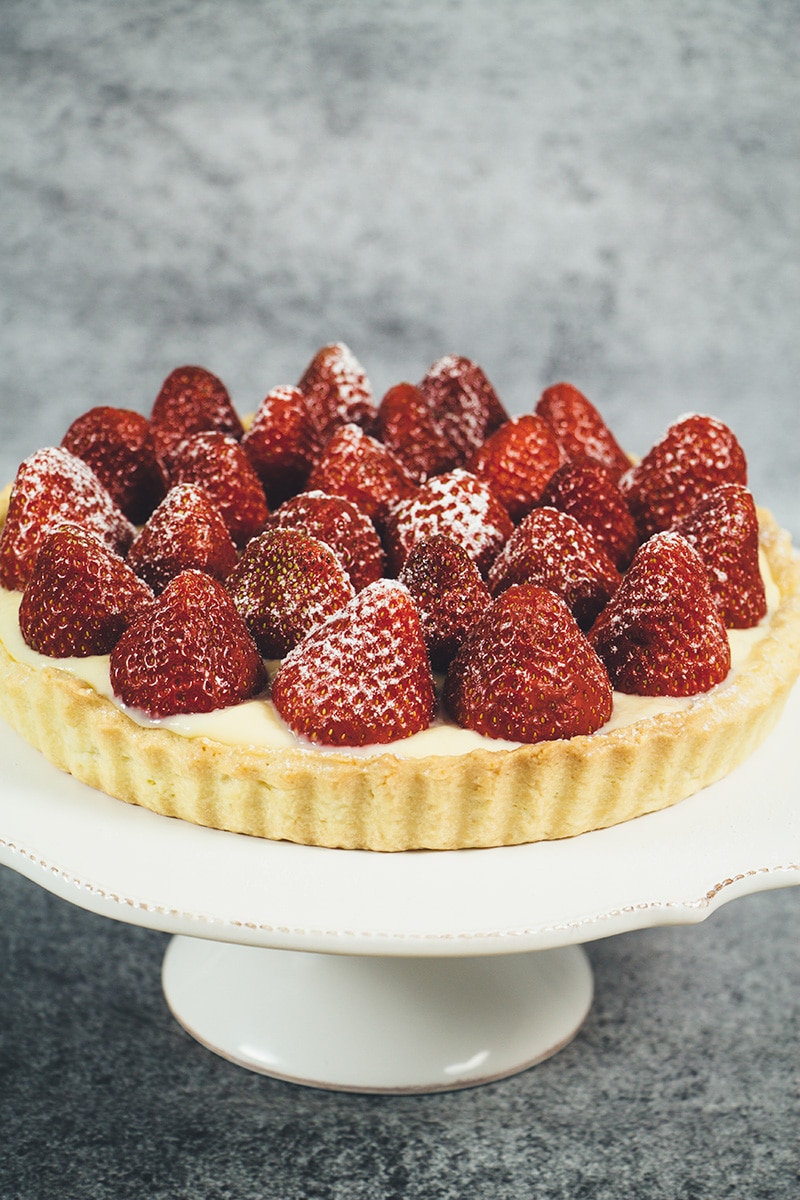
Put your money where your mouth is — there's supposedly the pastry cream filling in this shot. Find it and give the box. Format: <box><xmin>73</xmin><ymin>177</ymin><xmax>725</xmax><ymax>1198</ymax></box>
<box><xmin>0</xmin><ymin>555</ymin><xmax>779</xmax><ymax>759</ymax></box>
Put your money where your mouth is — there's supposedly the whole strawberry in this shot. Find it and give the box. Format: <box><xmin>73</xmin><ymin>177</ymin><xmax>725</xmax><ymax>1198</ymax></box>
<box><xmin>226</xmin><ymin>527</ymin><xmax>355</xmax><ymax>658</ymax></box>
<box><xmin>307</xmin><ymin>423</ymin><xmax>417</xmax><ymax>530</ymax></box>
<box><xmin>149</xmin><ymin>365</ymin><xmax>244</xmax><ymax>469</ymax></box>
<box><xmin>265</xmin><ymin>489</ymin><xmax>385</xmax><ymax>591</ymax></box>
<box><xmin>619</xmin><ymin>413</ymin><xmax>748</xmax><ymax>539</ymax></box>
<box><xmin>61</xmin><ymin>405</ymin><xmax>165</xmax><ymax>524</ymax></box>
<box><xmin>271</xmin><ymin>580</ymin><xmax>435</xmax><ymax>746</ymax></box>
<box><xmin>383</xmin><ymin>468</ymin><xmax>514</xmax><ymax>576</ymax></box>
<box><xmin>418</xmin><ymin>355</ymin><xmax>508</xmax><ymax>464</ymax></box>
<box><xmin>297</xmin><ymin>342</ymin><xmax>376</xmax><ymax>437</ymax></box>
<box><xmin>0</xmin><ymin>447</ymin><xmax>136</xmax><ymax>591</ymax></box>
<box><xmin>110</xmin><ymin>570</ymin><xmax>266</xmax><ymax>718</ymax></box>
<box><xmin>373</xmin><ymin>381</ymin><xmax>457</xmax><ymax>482</ymax></box>
<box><xmin>19</xmin><ymin>524</ymin><xmax>154</xmax><ymax>657</ymax></box>
<box><xmin>673</xmin><ymin>483</ymin><xmax>767</xmax><ymax>628</ymax></box>
<box><xmin>443</xmin><ymin>584</ymin><xmax>613</xmax><ymax>743</ymax></box>
<box><xmin>466</xmin><ymin>413</ymin><xmax>561</xmax><ymax>521</ymax></box>
<box><xmin>588</xmin><ymin>531</ymin><xmax>731</xmax><ymax>696</ymax></box>
<box><xmin>169</xmin><ymin>430</ymin><xmax>269</xmax><ymax>547</ymax></box>
<box><xmin>399</xmin><ymin>534</ymin><xmax>492</xmax><ymax>671</ymax></box>
<box><xmin>535</xmin><ymin>382</ymin><xmax>630</xmax><ymax>479</ymax></box>
<box><xmin>487</xmin><ymin>507</ymin><xmax>622</xmax><ymax>630</ymax></box>
<box><xmin>538</xmin><ymin>457</ymin><xmax>639</xmax><ymax>571</ymax></box>
<box><xmin>241</xmin><ymin>385</ymin><xmax>322</xmax><ymax>507</ymax></box>
<box><xmin>127</xmin><ymin>483</ymin><xmax>238</xmax><ymax>593</ymax></box>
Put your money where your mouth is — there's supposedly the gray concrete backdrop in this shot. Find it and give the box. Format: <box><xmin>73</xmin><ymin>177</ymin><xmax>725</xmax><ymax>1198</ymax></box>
<box><xmin>1</xmin><ymin>0</ymin><xmax>798</xmax><ymax>535</ymax></box>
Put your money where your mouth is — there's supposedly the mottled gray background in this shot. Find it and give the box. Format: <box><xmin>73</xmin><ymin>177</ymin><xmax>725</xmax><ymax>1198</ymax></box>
<box><xmin>1</xmin><ymin>4</ymin><xmax>798</xmax><ymax>1199</ymax></box>
<box><xmin>1</xmin><ymin>0</ymin><xmax>798</xmax><ymax>535</ymax></box>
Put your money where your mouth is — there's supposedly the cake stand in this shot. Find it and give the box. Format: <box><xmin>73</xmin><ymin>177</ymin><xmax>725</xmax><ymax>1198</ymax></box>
<box><xmin>2</xmin><ymin>685</ymin><xmax>798</xmax><ymax>1093</ymax></box>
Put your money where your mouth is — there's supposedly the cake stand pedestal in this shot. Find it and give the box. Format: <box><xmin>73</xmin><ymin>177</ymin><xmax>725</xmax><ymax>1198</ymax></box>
<box><xmin>161</xmin><ymin>938</ymin><xmax>592</xmax><ymax>1091</ymax></box>
<box><xmin>2</xmin><ymin>686</ymin><xmax>798</xmax><ymax>1093</ymax></box>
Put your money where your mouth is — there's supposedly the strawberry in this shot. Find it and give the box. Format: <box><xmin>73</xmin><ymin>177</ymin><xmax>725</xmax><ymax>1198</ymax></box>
<box><xmin>619</xmin><ymin>413</ymin><xmax>748</xmax><ymax>539</ymax></box>
<box><xmin>418</xmin><ymin>355</ymin><xmax>509</xmax><ymax>464</ymax></box>
<box><xmin>535</xmin><ymin>382</ymin><xmax>630</xmax><ymax>479</ymax></box>
<box><xmin>226</xmin><ymin>527</ymin><xmax>355</xmax><ymax>658</ymax></box>
<box><xmin>271</xmin><ymin>579</ymin><xmax>435</xmax><ymax>746</ymax></box>
<box><xmin>306</xmin><ymin>423</ymin><xmax>417</xmax><ymax>530</ymax></box>
<box><xmin>398</xmin><ymin>534</ymin><xmax>491</xmax><ymax>671</ymax></box>
<box><xmin>241</xmin><ymin>385</ymin><xmax>322</xmax><ymax>507</ymax></box>
<box><xmin>538</xmin><ymin>457</ymin><xmax>639</xmax><ymax>571</ymax></box>
<box><xmin>127</xmin><ymin>483</ymin><xmax>238</xmax><ymax>593</ymax></box>
<box><xmin>149</xmin><ymin>365</ymin><xmax>244</xmax><ymax>469</ymax></box>
<box><xmin>466</xmin><ymin>414</ymin><xmax>561</xmax><ymax>521</ymax></box>
<box><xmin>0</xmin><ymin>447</ymin><xmax>136</xmax><ymax>591</ymax></box>
<box><xmin>383</xmin><ymin>468</ymin><xmax>514</xmax><ymax>577</ymax></box>
<box><xmin>264</xmin><ymin>489</ymin><xmax>385</xmax><ymax>591</ymax></box>
<box><xmin>297</xmin><ymin>342</ymin><xmax>376</xmax><ymax>437</ymax></box>
<box><xmin>588</xmin><ymin>531</ymin><xmax>731</xmax><ymax>696</ymax></box>
<box><xmin>18</xmin><ymin>524</ymin><xmax>154</xmax><ymax>657</ymax></box>
<box><xmin>443</xmin><ymin>583</ymin><xmax>613</xmax><ymax>743</ymax></box>
<box><xmin>487</xmin><ymin>507</ymin><xmax>622</xmax><ymax>630</ymax></box>
<box><xmin>168</xmin><ymin>430</ymin><xmax>269</xmax><ymax>547</ymax></box>
<box><xmin>673</xmin><ymin>483</ymin><xmax>767</xmax><ymax>628</ymax></box>
<box><xmin>61</xmin><ymin>405</ymin><xmax>165</xmax><ymax>524</ymax></box>
<box><xmin>372</xmin><ymin>381</ymin><xmax>457</xmax><ymax>482</ymax></box>
<box><xmin>110</xmin><ymin>569</ymin><xmax>266</xmax><ymax>718</ymax></box>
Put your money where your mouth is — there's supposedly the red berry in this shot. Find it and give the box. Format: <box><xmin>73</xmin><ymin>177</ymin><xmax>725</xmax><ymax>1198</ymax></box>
<box><xmin>673</xmin><ymin>483</ymin><xmax>767</xmax><ymax>628</ymax></box>
<box><xmin>242</xmin><ymin>385</ymin><xmax>322</xmax><ymax>506</ymax></box>
<box><xmin>18</xmin><ymin>524</ymin><xmax>154</xmax><ymax>657</ymax></box>
<box><xmin>538</xmin><ymin>457</ymin><xmax>639</xmax><ymax>571</ymax></box>
<box><xmin>535</xmin><ymin>382</ymin><xmax>630</xmax><ymax>479</ymax></box>
<box><xmin>149</xmin><ymin>365</ymin><xmax>243</xmax><ymax>469</ymax></box>
<box><xmin>297</xmin><ymin>342</ymin><xmax>376</xmax><ymax>437</ymax></box>
<box><xmin>127</xmin><ymin>483</ymin><xmax>238</xmax><ymax>594</ymax></box>
<box><xmin>418</xmin><ymin>355</ymin><xmax>509</xmax><ymax>464</ymax></box>
<box><xmin>373</xmin><ymin>381</ymin><xmax>457</xmax><ymax>482</ymax></box>
<box><xmin>399</xmin><ymin>534</ymin><xmax>492</xmax><ymax>671</ymax></box>
<box><xmin>488</xmin><ymin>507</ymin><xmax>622</xmax><ymax>630</ymax></box>
<box><xmin>0</xmin><ymin>447</ymin><xmax>135</xmax><ymax>591</ymax></box>
<box><xmin>226</xmin><ymin>527</ymin><xmax>355</xmax><ymax>658</ymax></box>
<box><xmin>384</xmin><ymin>469</ymin><xmax>514</xmax><ymax>577</ymax></box>
<box><xmin>619</xmin><ymin>413</ymin><xmax>748</xmax><ymax>539</ymax></box>
<box><xmin>110</xmin><ymin>570</ymin><xmax>265</xmax><ymax>718</ymax></box>
<box><xmin>588</xmin><ymin>531</ymin><xmax>731</xmax><ymax>696</ymax></box>
<box><xmin>466</xmin><ymin>414</ymin><xmax>561</xmax><ymax>521</ymax></box>
<box><xmin>443</xmin><ymin>583</ymin><xmax>613</xmax><ymax>743</ymax></box>
<box><xmin>169</xmin><ymin>430</ymin><xmax>269</xmax><ymax>548</ymax></box>
<box><xmin>307</xmin><ymin>423</ymin><xmax>417</xmax><ymax>530</ymax></box>
<box><xmin>61</xmin><ymin>405</ymin><xmax>165</xmax><ymax>524</ymax></box>
<box><xmin>271</xmin><ymin>580</ymin><xmax>435</xmax><ymax>747</ymax></box>
<box><xmin>265</xmin><ymin>489</ymin><xmax>385</xmax><ymax>591</ymax></box>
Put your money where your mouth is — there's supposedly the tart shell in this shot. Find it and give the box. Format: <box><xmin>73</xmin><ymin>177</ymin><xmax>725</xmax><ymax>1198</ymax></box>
<box><xmin>1</xmin><ymin>484</ymin><xmax>799</xmax><ymax>851</ymax></box>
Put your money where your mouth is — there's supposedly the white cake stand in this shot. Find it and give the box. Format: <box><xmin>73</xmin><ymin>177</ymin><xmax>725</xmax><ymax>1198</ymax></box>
<box><xmin>1</xmin><ymin>686</ymin><xmax>798</xmax><ymax>1093</ymax></box>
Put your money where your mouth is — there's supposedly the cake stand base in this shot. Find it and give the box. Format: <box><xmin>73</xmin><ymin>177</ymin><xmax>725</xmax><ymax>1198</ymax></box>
<box><xmin>161</xmin><ymin>936</ymin><xmax>593</xmax><ymax>1093</ymax></box>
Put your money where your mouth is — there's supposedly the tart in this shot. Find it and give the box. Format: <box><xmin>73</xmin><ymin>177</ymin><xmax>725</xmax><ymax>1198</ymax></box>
<box><xmin>0</xmin><ymin>350</ymin><xmax>799</xmax><ymax>852</ymax></box>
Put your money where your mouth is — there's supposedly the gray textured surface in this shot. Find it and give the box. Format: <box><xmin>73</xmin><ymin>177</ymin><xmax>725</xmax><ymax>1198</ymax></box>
<box><xmin>1</xmin><ymin>3</ymin><xmax>799</xmax><ymax>1197</ymax></box>
<box><xmin>1</xmin><ymin>870</ymin><xmax>798</xmax><ymax>1200</ymax></box>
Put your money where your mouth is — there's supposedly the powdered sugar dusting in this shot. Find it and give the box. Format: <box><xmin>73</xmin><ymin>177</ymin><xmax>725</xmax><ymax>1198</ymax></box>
<box><xmin>298</xmin><ymin>342</ymin><xmax>376</xmax><ymax>435</ymax></box>
<box><xmin>385</xmin><ymin>469</ymin><xmax>513</xmax><ymax>575</ymax></box>
<box><xmin>272</xmin><ymin>579</ymin><xmax>435</xmax><ymax>745</ymax></box>
<box><xmin>0</xmin><ymin>447</ymin><xmax>136</xmax><ymax>590</ymax></box>
<box><xmin>488</xmin><ymin>506</ymin><xmax>621</xmax><ymax>629</ymax></box>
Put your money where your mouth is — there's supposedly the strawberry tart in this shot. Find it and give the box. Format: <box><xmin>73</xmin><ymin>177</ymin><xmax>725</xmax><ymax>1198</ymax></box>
<box><xmin>1</xmin><ymin>346</ymin><xmax>798</xmax><ymax>851</ymax></box>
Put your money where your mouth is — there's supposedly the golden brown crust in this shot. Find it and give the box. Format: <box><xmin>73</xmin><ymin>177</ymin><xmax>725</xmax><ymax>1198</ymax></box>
<box><xmin>1</xmin><ymin>482</ymin><xmax>799</xmax><ymax>850</ymax></box>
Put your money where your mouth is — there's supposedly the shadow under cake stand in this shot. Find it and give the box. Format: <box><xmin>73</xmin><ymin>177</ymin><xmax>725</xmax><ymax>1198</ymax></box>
<box><xmin>2</xmin><ymin>686</ymin><xmax>798</xmax><ymax>1093</ymax></box>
